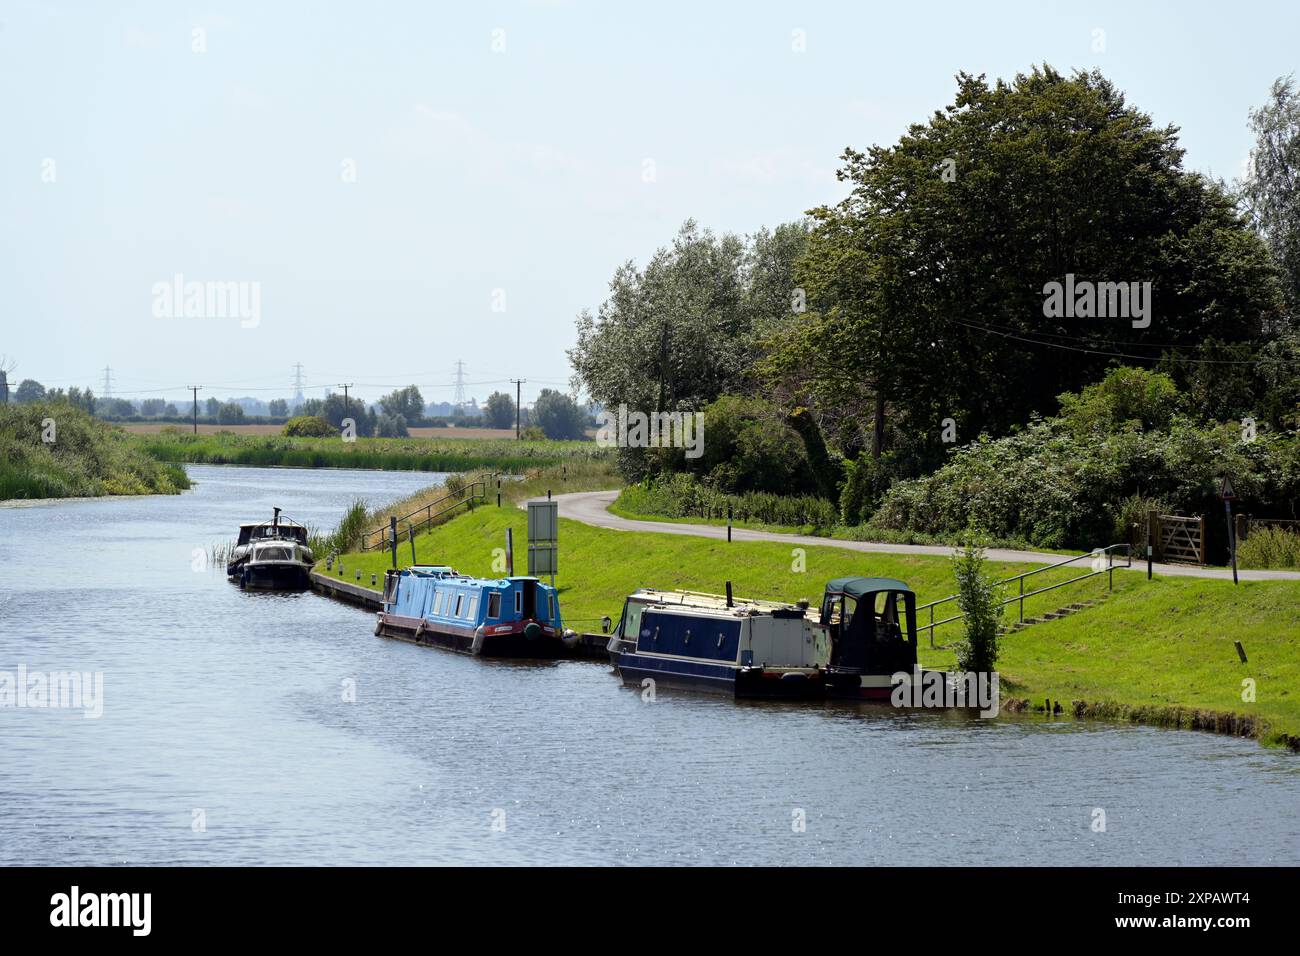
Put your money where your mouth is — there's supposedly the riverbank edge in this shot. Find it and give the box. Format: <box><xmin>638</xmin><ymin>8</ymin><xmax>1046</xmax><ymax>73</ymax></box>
<box><xmin>306</xmin><ymin>565</ymin><xmax>1296</xmax><ymax>753</ymax></box>
<box><xmin>1004</xmin><ymin>696</ymin><xmax>1300</xmax><ymax>752</ymax></box>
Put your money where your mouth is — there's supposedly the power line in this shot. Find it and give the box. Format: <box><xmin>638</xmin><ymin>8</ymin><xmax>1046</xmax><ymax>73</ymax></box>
<box><xmin>953</xmin><ymin>318</ymin><xmax>1300</xmax><ymax>366</ymax></box>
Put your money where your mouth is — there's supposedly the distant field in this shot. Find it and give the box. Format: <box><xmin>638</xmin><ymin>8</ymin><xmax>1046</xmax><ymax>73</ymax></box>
<box><xmin>118</xmin><ymin>423</ymin><xmax>520</xmax><ymax>439</ymax></box>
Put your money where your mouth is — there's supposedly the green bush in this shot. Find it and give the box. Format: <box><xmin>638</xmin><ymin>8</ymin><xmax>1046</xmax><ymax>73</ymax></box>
<box><xmin>283</xmin><ymin>415</ymin><xmax>335</xmax><ymax>437</ymax></box>
<box><xmin>951</xmin><ymin>539</ymin><xmax>1004</xmax><ymax>674</ymax></box>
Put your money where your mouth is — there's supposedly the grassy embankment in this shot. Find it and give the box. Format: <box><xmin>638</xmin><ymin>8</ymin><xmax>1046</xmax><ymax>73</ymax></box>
<box><xmin>322</xmin><ymin>477</ymin><xmax>1300</xmax><ymax>749</ymax></box>
<box><xmin>0</xmin><ymin>402</ymin><xmax>190</xmax><ymax>500</ymax></box>
<box><xmin>134</xmin><ymin>430</ymin><xmax>611</xmax><ymax>473</ymax></box>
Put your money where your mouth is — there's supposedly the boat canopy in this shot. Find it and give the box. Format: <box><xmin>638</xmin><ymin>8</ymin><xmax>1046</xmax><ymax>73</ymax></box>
<box><xmin>823</xmin><ymin>577</ymin><xmax>913</xmax><ymax>598</ymax></box>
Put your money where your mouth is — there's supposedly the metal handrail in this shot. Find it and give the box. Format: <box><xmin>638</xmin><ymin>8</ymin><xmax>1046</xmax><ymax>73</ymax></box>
<box><xmin>360</xmin><ymin>472</ymin><xmax>497</xmax><ymax>551</ymax></box>
<box><xmin>915</xmin><ymin>544</ymin><xmax>1132</xmax><ymax>647</ymax></box>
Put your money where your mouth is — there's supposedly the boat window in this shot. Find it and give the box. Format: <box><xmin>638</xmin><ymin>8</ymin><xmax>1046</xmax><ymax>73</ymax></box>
<box><xmin>454</xmin><ymin>594</ymin><xmax>464</xmax><ymax>617</ymax></box>
<box><xmin>547</xmin><ymin>594</ymin><xmax>553</xmax><ymax>620</ymax></box>
<box><xmin>467</xmin><ymin>595</ymin><xmax>479</xmax><ymax>620</ymax></box>
<box><xmin>619</xmin><ymin>601</ymin><xmax>644</xmax><ymax>640</ymax></box>
<box><xmin>514</xmin><ymin>590</ymin><xmax>522</xmax><ymax>614</ymax></box>
<box><xmin>433</xmin><ymin>591</ymin><xmax>443</xmax><ymax>615</ymax></box>
<box><xmin>487</xmin><ymin>592</ymin><xmax>502</xmax><ymax>619</ymax></box>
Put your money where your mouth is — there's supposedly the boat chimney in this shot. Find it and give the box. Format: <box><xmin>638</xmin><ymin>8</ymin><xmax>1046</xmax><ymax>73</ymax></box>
<box><xmin>725</xmin><ymin>581</ymin><xmax>733</xmax><ymax>608</ymax></box>
<box><xmin>505</xmin><ymin>527</ymin><xmax>514</xmax><ymax>577</ymax></box>
<box><xmin>273</xmin><ymin>506</ymin><xmax>281</xmax><ymax>530</ymax></box>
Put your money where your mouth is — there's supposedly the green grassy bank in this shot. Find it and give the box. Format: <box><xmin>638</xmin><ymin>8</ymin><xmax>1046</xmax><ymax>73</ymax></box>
<box><xmin>1</xmin><ymin>402</ymin><xmax>191</xmax><ymax>500</ymax></box>
<box><xmin>134</xmin><ymin>430</ymin><xmax>613</xmax><ymax>473</ymax></box>
<box><xmin>322</xmin><ymin>496</ymin><xmax>1298</xmax><ymax>748</ymax></box>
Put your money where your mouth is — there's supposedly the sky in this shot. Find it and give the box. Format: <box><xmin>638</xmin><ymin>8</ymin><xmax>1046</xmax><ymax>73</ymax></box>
<box><xmin>2</xmin><ymin>0</ymin><xmax>1297</xmax><ymax>407</ymax></box>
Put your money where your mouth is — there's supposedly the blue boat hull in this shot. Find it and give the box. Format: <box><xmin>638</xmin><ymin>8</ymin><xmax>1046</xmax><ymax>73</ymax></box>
<box><xmin>614</xmin><ymin>653</ymin><xmax>827</xmax><ymax>699</ymax></box>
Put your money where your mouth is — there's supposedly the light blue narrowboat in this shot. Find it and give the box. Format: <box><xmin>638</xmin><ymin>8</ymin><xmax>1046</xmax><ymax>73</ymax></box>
<box><xmin>375</xmin><ymin>565</ymin><xmax>576</xmax><ymax>658</ymax></box>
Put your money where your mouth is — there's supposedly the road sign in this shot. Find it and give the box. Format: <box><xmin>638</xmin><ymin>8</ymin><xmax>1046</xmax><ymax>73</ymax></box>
<box><xmin>528</xmin><ymin>544</ymin><xmax>557</xmax><ymax>576</ymax></box>
<box><xmin>526</xmin><ymin>500</ymin><xmax>558</xmax><ymax>579</ymax></box>
<box><xmin>1219</xmin><ymin>477</ymin><xmax>1236</xmax><ymax>501</ymax></box>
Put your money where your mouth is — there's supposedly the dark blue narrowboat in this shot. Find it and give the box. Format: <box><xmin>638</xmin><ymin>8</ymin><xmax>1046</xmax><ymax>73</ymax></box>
<box><xmin>607</xmin><ymin>577</ymin><xmax>923</xmax><ymax>701</ymax></box>
<box><xmin>606</xmin><ymin>587</ymin><xmax>832</xmax><ymax>698</ymax></box>
<box><xmin>375</xmin><ymin>565</ymin><xmax>576</xmax><ymax>658</ymax></box>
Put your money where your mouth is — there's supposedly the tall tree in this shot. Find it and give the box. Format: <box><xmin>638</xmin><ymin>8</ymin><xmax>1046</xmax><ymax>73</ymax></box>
<box><xmin>772</xmin><ymin>66</ymin><xmax>1282</xmax><ymax>474</ymax></box>
<box><xmin>1243</xmin><ymin>75</ymin><xmax>1300</xmax><ymax>316</ymax></box>
<box><xmin>483</xmin><ymin>391</ymin><xmax>516</xmax><ymax>429</ymax></box>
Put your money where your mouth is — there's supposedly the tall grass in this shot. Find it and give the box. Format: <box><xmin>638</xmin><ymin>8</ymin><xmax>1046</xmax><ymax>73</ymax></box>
<box><xmin>1238</xmin><ymin>526</ymin><xmax>1300</xmax><ymax>569</ymax></box>
<box><xmin>1</xmin><ymin>402</ymin><xmax>192</xmax><ymax>500</ymax></box>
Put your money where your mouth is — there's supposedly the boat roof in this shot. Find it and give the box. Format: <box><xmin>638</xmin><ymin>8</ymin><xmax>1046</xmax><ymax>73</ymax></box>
<box><xmin>824</xmin><ymin>576</ymin><xmax>913</xmax><ymax>597</ymax></box>
<box><xmin>628</xmin><ymin>587</ymin><xmax>807</xmax><ymax>614</ymax></box>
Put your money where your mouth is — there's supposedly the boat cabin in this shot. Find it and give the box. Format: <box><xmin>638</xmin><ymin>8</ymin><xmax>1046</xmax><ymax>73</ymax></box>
<box><xmin>821</xmin><ymin>576</ymin><xmax>918</xmax><ymax>678</ymax></box>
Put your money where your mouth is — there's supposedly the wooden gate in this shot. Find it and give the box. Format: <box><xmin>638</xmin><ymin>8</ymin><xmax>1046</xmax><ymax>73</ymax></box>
<box><xmin>1156</xmin><ymin>513</ymin><xmax>1206</xmax><ymax>566</ymax></box>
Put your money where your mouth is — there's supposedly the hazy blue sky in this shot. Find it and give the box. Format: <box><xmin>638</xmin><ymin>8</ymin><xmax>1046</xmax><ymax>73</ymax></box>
<box><xmin>2</xmin><ymin>0</ymin><xmax>1296</xmax><ymax>406</ymax></box>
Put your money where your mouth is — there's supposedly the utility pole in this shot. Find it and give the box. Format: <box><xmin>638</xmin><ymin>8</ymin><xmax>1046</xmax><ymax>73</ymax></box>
<box><xmin>102</xmin><ymin>365</ymin><xmax>114</xmax><ymax>400</ymax></box>
<box><xmin>188</xmin><ymin>386</ymin><xmax>201</xmax><ymax>434</ymax></box>
<box><xmin>339</xmin><ymin>383</ymin><xmax>353</xmax><ymax>416</ymax></box>
<box><xmin>292</xmin><ymin>363</ymin><xmax>305</xmax><ymax>409</ymax></box>
<box><xmin>510</xmin><ymin>378</ymin><xmax>526</xmax><ymax>439</ymax></box>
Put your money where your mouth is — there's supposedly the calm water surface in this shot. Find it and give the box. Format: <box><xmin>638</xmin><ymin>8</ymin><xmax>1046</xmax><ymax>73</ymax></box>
<box><xmin>1</xmin><ymin>464</ymin><xmax>1297</xmax><ymax>865</ymax></box>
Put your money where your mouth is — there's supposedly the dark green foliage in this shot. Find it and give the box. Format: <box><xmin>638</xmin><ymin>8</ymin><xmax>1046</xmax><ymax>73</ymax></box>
<box><xmin>532</xmin><ymin>389</ymin><xmax>588</xmax><ymax>440</ymax></box>
<box><xmin>684</xmin><ymin>395</ymin><xmax>818</xmax><ymax>495</ymax></box>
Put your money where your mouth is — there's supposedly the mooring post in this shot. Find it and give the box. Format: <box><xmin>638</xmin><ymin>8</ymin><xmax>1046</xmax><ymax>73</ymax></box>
<box><xmin>727</xmin><ymin>504</ymin><xmax>732</xmax><ymax>543</ymax></box>
<box><xmin>390</xmin><ymin>516</ymin><xmax>398</xmax><ymax>569</ymax></box>
<box><xmin>1019</xmin><ymin>577</ymin><xmax>1024</xmax><ymax>623</ymax></box>
<box><xmin>497</xmin><ymin>477</ymin><xmax>501</xmax><ymax>508</ymax></box>
<box><xmin>1235</xmin><ymin>641</ymin><xmax>1248</xmax><ymax>663</ymax></box>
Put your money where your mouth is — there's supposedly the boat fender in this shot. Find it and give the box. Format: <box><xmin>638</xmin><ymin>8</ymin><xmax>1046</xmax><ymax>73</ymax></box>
<box><xmin>414</xmin><ymin>620</ymin><xmax>426</xmax><ymax>641</ymax></box>
<box><xmin>471</xmin><ymin>626</ymin><xmax>486</xmax><ymax>655</ymax></box>
<box><xmin>561</xmin><ymin>628</ymin><xmax>580</xmax><ymax>649</ymax></box>
<box><xmin>374</xmin><ymin>614</ymin><xmax>384</xmax><ymax>637</ymax></box>
<box><xmin>524</xmin><ymin>622</ymin><xmax>542</xmax><ymax>641</ymax></box>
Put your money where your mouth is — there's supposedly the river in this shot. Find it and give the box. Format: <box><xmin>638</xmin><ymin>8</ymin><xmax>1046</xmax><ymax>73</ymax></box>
<box><xmin>1</xmin><ymin>464</ymin><xmax>1297</xmax><ymax>865</ymax></box>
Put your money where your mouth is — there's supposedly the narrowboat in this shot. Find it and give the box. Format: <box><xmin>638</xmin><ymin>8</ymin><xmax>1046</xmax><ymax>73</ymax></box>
<box><xmin>227</xmin><ymin>508</ymin><xmax>315</xmax><ymax>590</ymax></box>
<box><xmin>818</xmin><ymin>577</ymin><xmax>920</xmax><ymax>701</ymax></box>
<box><xmin>606</xmin><ymin>577</ymin><xmax>923</xmax><ymax>701</ymax></box>
<box><xmin>375</xmin><ymin>566</ymin><xmax>577</xmax><ymax>658</ymax></box>
<box><xmin>606</xmin><ymin>586</ymin><xmax>832</xmax><ymax>698</ymax></box>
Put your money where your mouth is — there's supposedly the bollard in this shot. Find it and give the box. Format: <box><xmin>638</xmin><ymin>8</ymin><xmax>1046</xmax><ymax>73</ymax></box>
<box><xmin>356</xmin><ymin>569</ymin><xmax>361</xmax><ymax>581</ymax></box>
<box><xmin>371</xmin><ymin>573</ymin><xmax>377</xmax><ymax>586</ymax></box>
